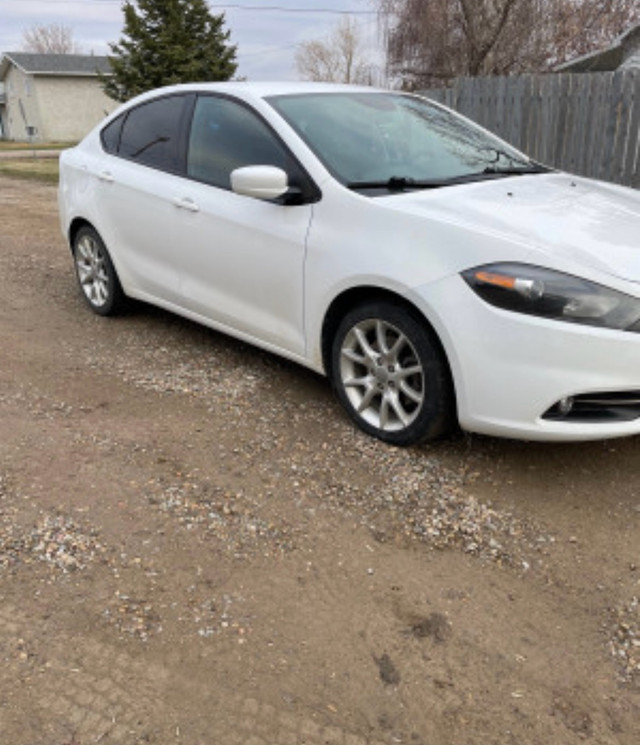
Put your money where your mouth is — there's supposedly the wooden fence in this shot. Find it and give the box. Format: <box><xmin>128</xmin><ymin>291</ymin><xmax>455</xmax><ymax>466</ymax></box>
<box><xmin>423</xmin><ymin>71</ymin><xmax>640</xmax><ymax>189</ymax></box>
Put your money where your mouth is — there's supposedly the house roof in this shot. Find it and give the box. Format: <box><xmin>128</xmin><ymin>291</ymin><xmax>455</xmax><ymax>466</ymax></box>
<box><xmin>556</xmin><ymin>23</ymin><xmax>640</xmax><ymax>72</ymax></box>
<box><xmin>0</xmin><ymin>52</ymin><xmax>110</xmax><ymax>80</ymax></box>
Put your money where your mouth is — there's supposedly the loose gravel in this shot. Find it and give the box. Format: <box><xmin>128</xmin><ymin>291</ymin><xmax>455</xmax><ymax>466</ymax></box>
<box><xmin>0</xmin><ymin>512</ymin><xmax>104</xmax><ymax>573</ymax></box>
<box><xmin>76</xmin><ymin>322</ymin><xmax>556</xmax><ymax>572</ymax></box>
<box><xmin>147</xmin><ymin>478</ymin><xmax>297</xmax><ymax>558</ymax></box>
<box><xmin>610</xmin><ymin>596</ymin><xmax>640</xmax><ymax>684</ymax></box>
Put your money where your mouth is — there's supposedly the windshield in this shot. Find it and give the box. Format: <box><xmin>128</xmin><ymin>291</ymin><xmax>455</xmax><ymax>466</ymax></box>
<box><xmin>267</xmin><ymin>92</ymin><xmax>540</xmax><ymax>191</ymax></box>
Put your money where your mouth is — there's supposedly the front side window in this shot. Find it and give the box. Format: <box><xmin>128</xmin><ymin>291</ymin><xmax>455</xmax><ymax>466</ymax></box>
<box><xmin>187</xmin><ymin>95</ymin><xmax>293</xmax><ymax>190</ymax></box>
<box><xmin>118</xmin><ymin>95</ymin><xmax>186</xmax><ymax>172</ymax></box>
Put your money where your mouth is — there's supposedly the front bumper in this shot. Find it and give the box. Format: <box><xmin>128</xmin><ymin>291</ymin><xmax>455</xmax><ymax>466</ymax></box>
<box><xmin>412</xmin><ymin>274</ymin><xmax>640</xmax><ymax>441</ymax></box>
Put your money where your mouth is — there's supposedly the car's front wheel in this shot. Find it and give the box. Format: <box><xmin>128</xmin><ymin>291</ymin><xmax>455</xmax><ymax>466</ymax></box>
<box><xmin>73</xmin><ymin>226</ymin><xmax>126</xmax><ymax>316</ymax></box>
<box><xmin>330</xmin><ymin>301</ymin><xmax>454</xmax><ymax>446</ymax></box>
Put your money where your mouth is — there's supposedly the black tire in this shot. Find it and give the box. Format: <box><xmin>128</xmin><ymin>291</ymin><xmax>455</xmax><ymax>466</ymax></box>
<box><xmin>330</xmin><ymin>301</ymin><xmax>454</xmax><ymax>446</ymax></box>
<box><xmin>72</xmin><ymin>226</ymin><xmax>126</xmax><ymax>316</ymax></box>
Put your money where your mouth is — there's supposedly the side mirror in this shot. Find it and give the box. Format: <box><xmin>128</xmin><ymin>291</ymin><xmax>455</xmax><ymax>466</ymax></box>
<box><xmin>230</xmin><ymin>165</ymin><xmax>289</xmax><ymax>201</ymax></box>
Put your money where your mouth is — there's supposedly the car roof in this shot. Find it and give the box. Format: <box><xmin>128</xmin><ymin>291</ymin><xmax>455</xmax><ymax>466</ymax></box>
<box><xmin>124</xmin><ymin>81</ymin><xmax>390</xmax><ymax>108</ymax></box>
<box><xmin>168</xmin><ymin>81</ymin><xmax>380</xmax><ymax>96</ymax></box>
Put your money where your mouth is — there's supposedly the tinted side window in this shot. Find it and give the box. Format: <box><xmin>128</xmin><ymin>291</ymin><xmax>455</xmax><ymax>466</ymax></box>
<box><xmin>101</xmin><ymin>114</ymin><xmax>124</xmax><ymax>154</ymax></box>
<box><xmin>187</xmin><ymin>96</ymin><xmax>292</xmax><ymax>190</ymax></box>
<box><xmin>119</xmin><ymin>95</ymin><xmax>186</xmax><ymax>172</ymax></box>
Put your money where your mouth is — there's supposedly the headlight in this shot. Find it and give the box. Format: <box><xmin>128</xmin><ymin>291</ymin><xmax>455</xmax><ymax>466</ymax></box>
<box><xmin>461</xmin><ymin>263</ymin><xmax>640</xmax><ymax>333</ymax></box>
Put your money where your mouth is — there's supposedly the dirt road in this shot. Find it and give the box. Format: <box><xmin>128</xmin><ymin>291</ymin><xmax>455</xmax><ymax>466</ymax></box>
<box><xmin>0</xmin><ymin>175</ymin><xmax>639</xmax><ymax>744</ymax></box>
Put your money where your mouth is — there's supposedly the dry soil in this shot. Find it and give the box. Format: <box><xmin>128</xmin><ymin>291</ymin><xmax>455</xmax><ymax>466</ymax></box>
<box><xmin>0</xmin><ymin>175</ymin><xmax>639</xmax><ymax>745</ymax></box>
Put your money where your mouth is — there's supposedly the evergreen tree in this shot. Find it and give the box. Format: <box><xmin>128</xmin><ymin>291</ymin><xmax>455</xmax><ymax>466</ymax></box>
<box><xmin>102</xmin><ymin>0</ymin><xmax>237</xmax><ymax>102</ymax></box>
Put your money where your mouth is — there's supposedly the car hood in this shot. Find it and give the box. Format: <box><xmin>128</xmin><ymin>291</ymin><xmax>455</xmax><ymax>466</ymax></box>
<box><xmin>382</xmin><ymin>173</ymin><xmax>640</xmax><ymax>284</ymax></box>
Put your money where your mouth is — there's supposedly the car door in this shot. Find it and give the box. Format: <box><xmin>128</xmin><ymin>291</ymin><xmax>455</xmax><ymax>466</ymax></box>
<box><xmin>92</xmin><ymin>94</ymin><xmax>191</xmax><ymax>306</ymax></box>
<box><xmin>172</xmin><ymin>94</ymin><xmax>315</xmax><ymax>357</ymax></box>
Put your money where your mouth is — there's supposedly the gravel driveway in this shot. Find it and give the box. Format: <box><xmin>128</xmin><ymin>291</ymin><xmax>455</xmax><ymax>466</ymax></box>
<box><xmin>0</xmin><ymin>175</ymin><xmax>639</xmax><ymax>744</ymax></box>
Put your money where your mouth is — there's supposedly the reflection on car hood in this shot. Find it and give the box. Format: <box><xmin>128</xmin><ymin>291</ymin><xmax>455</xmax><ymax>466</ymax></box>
<box><xmin>384</xmin><ymin>173</ymin><xmax>640</xmax><ymax>283</ymax></box>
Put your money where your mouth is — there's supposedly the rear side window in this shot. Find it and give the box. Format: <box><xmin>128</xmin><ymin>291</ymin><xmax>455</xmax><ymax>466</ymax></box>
<box><xmin>187</xmin><ymin>95</ymin><xmax>292</xmax><ymax>190</ymax></box>
<box><xmin>101</xmin><ymin>114</ymin><xmax>124</xmax><ymax>154</ymax></box>
<box><xmin>118</xmin><ymin>95</ymin><xmax>187</xmax><ymax>172</ymax></box>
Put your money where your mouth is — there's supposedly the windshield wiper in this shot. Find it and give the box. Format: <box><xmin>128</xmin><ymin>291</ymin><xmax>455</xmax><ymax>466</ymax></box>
<box><xmin>346</xmin><ymin>164</ymin><xmax>553</xmax><ymax>193</ymax></box>
<box><xmin>347</xmin><ymin>176</ymin><xmax>451</xmax><ymax>192</ymax></box>
<box><xmin>481</xmin><ymin>163</ymin><xmax>551</xmax><ymax>176</ymax></box>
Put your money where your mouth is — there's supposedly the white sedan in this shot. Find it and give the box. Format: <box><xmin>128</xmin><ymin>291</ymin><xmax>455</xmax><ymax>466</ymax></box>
<box><xmin>58</xmin><ymin>82</ymin><xmax>640</xmax><ymax>445</ymax></box>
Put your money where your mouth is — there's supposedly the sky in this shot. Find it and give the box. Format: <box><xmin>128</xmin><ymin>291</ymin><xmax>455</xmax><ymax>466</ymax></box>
<box><xmin>0</xmin><ymin>0</ymin><xmax>384</xmax><ymax>81</ymax></box>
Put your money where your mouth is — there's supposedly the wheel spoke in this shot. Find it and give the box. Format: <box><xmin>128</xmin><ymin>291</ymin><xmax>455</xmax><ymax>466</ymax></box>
<box><xmin>399</xmin><ymin>379</ymin><xmax>423</xmax><ymax>405</ymax></box>
<box><xmin>387</xmin><ymin>331</ymin><xmax>408</xmax><ymax>363</ymax></box>
<box><xmin>376</xmin><ymin>320</ymin><xmax>390</xmax><ymax>356</ymax></box>
<box><xmin>344</xmin><ymin>374</ymin><xmax>372</xmax><ymax>389</ymax></box>
<box><xmin>357</xmin><ymin>382</ymin><xmax>378</xmax><ymax>413</ymax></box>
<box><xmin>77</xmin><ymin>265</ymin><xmax>91</xmax><ymax>283</ymax></box>
<box><xmin>78</xmin><ymin>237</ymin><xmax>91</xmax><ymax>258</ymax></box>
<box><xmin>386</xmin><ymin>390</ymin><xmax>410</xmax><ymax>426</ymax></box>
<box><xmin>84</xmin><ymin>239</ymin><xmax>97</xmax><ymax>261</ymax></box>
<box><xmin>342</xmin><ymin>348</ymin><xmax>367</xmax><ymax>366</ymax></box>
<box><xmin>95</xmin><ymin>281</ymin><xmax>107</xmax><ymax>304</ymax></box>
<box><xmin>397</xmin><ymin>364</ymin><xmax>422</xmax><ymax>380</ymax></box>
<box><xmin>354</xmin><ymin>327</ymin><xmax>377</xmax><ymax>362</ymax></box>
<box><xmin>379</xmin><ymin>395</ymin><xmax>390</xmax><ymax>429</ymax></box>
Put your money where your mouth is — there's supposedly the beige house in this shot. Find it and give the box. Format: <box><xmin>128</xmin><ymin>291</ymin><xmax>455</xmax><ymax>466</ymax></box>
<box><xmin>0</xmin><ymin>52</ymin><xmax>116</xmax><ymax>142</ymax></box>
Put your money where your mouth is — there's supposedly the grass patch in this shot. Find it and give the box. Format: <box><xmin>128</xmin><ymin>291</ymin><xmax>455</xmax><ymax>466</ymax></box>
<box><xmin>0</xmin><ymin>158</ymin><xmax>59</xmax><ymax>183</ymax></box>
<box><xmin>0</xmin><ymin>141</ymin><xmax>74</xmax><ymax>151</ymax></box>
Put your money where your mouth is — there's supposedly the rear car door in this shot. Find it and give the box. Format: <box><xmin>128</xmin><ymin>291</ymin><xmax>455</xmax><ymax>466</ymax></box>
<box><xmin>92</xmin><ymin>94</ymin><xmax>192</xmax><ymax>306</ymax></box>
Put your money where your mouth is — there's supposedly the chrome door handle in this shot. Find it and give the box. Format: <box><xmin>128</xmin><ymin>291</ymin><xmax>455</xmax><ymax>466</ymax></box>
<box><xmin>98</xmin><ymin>170</ymin><xmax>114</xmax><ymax>183</ymax></box>
<box><xmin>172</xmin><ymin>197</ymin><xmax>200</xmax><ymax>213</ymax></box>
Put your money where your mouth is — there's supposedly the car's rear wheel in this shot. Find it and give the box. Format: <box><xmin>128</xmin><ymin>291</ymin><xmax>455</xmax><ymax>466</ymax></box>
<box><xmin>73</xmin><ymin>226</ymin><xmax>125</xmax><ymax>316</ymax></box>
<box><xmin>330</xmin><ymin>301</ymin><xmax>454</xmax><ymax>446</ymax></box>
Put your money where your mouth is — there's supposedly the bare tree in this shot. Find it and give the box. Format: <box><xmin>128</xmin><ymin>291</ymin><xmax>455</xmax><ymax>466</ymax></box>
<box><xmin>21</xmin><ymin>24</ymin><xmax>81</xmax><ymax>55</ymax></box>
<box><xmin>378</xmin><ymin>0</ymin><xmax>640</xmax><ymax>88</ymax></box>
<box><xmin>295</xmin><ymin>16</ymin><xmax>373</xmax><ymax>84</ymax></box>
